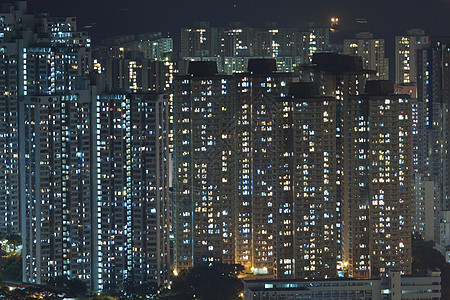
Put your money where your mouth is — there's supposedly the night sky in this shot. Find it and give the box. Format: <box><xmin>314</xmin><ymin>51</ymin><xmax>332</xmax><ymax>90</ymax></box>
<box><xmin>22</xmin><ymin>0</ymin><xmax>450</xmax><ymax>61</ymax></box>
<box><xmin>25</xmin><ymin>0</ymin><xmax>450</xmax><ymax>37</ymax></box>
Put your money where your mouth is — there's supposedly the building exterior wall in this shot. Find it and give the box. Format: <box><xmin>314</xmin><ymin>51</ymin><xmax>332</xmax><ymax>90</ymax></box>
<box><xmin>344</xmin><ymin>33</ymin><xmax>389</xmax><ymax>80</ymax></box>
<box><xmin>345</xmin><ymin>92</ymin><xmax>412</xmax><ymax>278</ymax></box>
<box><xmin>395</xmin><ymin>30</ymin><xmax>429</xmax><ymax>84</ymax></box>
<box><xmin>234</xmin><ymin>72</ymin><xmax>291</xmax><ymax>275</ymax></box>
<box><xmin>21</xmin><ymin>90</ymin><xmax>95</xmax><ymax>285</ymax></box>
<box><xmin>94</xmin><ymin>93</ymin><xmax>171</xmax><ymax>291</ymax></box>
<box><xmin>173</xmin><ymin>73</ymin><xmax>236</xmax><ymax>270</ymax></box>
<box><xmin>244</xmin><ymin>271</ymin><xmax>441</xmax><ymax>300</ymax></box>
<box><xmin>274</xmin><ymin>96</ymin><xmax>339</xmax><ymax>279</ymax></box>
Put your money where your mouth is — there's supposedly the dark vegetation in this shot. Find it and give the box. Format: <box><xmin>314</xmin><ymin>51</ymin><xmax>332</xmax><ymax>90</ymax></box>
<box><xmin>412</xmin><ymin>233</ymin><xmax>450</xmax><ymax>299</ymax></box>
<box><xmin>0</xmin><ymin>233</ymin><xmax>22</xmax><ymax>282</ymax></box>
<box><xmin>159</xmin><ymin>263</ymin><xmax>244</xmax><ymax>300</ymax></box>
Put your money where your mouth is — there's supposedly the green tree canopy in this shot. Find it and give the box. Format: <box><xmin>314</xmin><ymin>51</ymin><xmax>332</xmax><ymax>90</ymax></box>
<box><xmin>160</xmin><ymin>263</ymin><xmax>244</xmax><ymax>300</ymax></box>
<box><xmin>412</xmin><ymin>233</ymin><xmax>449</xmax><ymax>299</ymax></box>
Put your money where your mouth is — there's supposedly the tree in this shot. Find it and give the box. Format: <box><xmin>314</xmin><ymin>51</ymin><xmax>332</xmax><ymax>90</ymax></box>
<box><xmin>412</xmin><ymin>233</ymin><xmax>450</xmax><ymax>299</ymax></box>
<box><xmin>160</xmin><ymin>263</ymin><xmax>244</xmax><ymax>300</ymax></box>
<box><xmin>89</xmin><ymin>295</ymin><xmax>119</xmax><ymax>300</ymax></box>
<box><xmin>67</xmin><ymin>278</ymin><xmax>88</xmax><ymax>297</ymax></box>
<box><xmin>0</xmin><ymin>233</ymin><xmax>23</xmax><ymax>282</ymax></box>
<box><xmin>48</xmin><ymin>275</ymin><xmax>88</xmax><ymax>298</ymax></box>
<box><xmin>1</xmin><ymin>252</ymin><xmax>22</xmax><ymax>282</ymax></box>
<box><xmin>0</xmin><ymin>278</ymin><xmax>8</xmax><ymax>296</ymax></box>
<box><xmin>123</xmin><ymin>278</ymin><xmax>159</xmax><ymax>298</ymax></box>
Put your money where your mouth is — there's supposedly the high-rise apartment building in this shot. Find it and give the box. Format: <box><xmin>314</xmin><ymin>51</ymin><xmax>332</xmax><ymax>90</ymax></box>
<box><xmin>174</xmin><ymin>57</ymin><xmax>414</xmax><ymax>281</ymax></box>
<box><xmin>296</xmin><ymin>53</ymin><xmax>367</xmax><ymax>277</ymax></box>
<box><xmin>406</xmin><ymin>81</ymin><xmax>439</xmax><ymax>245</ymax></box>
<box><xmin>0</xmin><ymin>2</ymin><xmax>424</xmax><ymax>292</ymax></box>
<box><xmin>395</xmin><ymin>29</ymin><xmax>430</xmax><ymax>84</ymax></box>
<box><xmin>412</xmin><ymin>174</ymin><xmax>435</xmax><ymax>241</ymax></box>
<box><xmin>23</xmin><ymin>44</ymin><xmax>91</xmax><ymax>95</ymax></box>
<box><xmin>8</xmin><ymin>6</ymin><xmax>99</xmax><ymax>287</ymax></box>
<box><xmin>184</xmin><ymin>56</ymin><xmax>305</xmax><ymax>75</ymax></box>
<box><xmin>181</xmin><ymin>23</ymin><xmax>331</xmax><ymax>71</ymax></box>
<box><xmin>297</xmin><ymin>55</ymin><xmax>413</xmax><ymax>279</ymax></box>
<box><xmin>222</xmin><ymin>25</ymin><xmax>255</xmax><ymax>57</ymax></box>
<box><xmin>20</xmin><ymin>89</ymin><xmax>96</xmax><ymax>285</ymax></box>
<box><xmin>41</xmin><ymin>16</ymin><xmax>91</xmax><ymax>46</ymax></box>
<box><xmin>94</xmin><ymin>93</ymin><xmax>172</xmax><ymax>291</ymax></box>
<box><xmin>104</xmin><ymin>53</ymin><xmax>182</xmax><ymax>93</ymax></box>
<box><xmin>173</xmin><ymin>61</ymin><xmax>235</xmax><ymax>269</ymax></box>
<box><xmin>417</xmin><ymin>38</ymin><xmax>450</xmax><ymax>209</ymax></box>
<box><xmin>274</xmin><ymin>82</ymin><xmax>339</xmax><ymax>279</ymax></box>
<box><xmin>20</xmin><ymin>89</ymin><xmax>172</xmax><ymax>291</ymax></box>
<box><xmin>409</xmin><ymin>93</ymin><xmax>437</xmax><ymax>242</ymax></box>
<box><xmin>0</xmin><ymin>1</ymin><xmax>37</xmax><ymax>235</ymax></box>
<box><xmin>296</xmin><ymin>26</ymin><xmax>331</xmax><ymax>63</ymax></box>
<box><xmin>174</xmin><ymin>59</ymin><xmax>348</xmax><ymax>279</ymax></box>
<box><xmin>98</xmin><ymin>32</ymin><xmax>183</xmax><ymax>94</ymax></box>
<box><xmin>17</xmin><ymin>10</ymin><xmax>94</xmax><ymax>284</ymax></box>
<box><xmin>142</xmin><ymin>37</ymin><xmax>173</xmax><ymax>61</ymax></box>
<box><xmin>101</xmin><ymin>34</ymin><xmax>173</xmax><ymax>62</ymax></box>
<box><xmin>296</xmin><ymin>53</ymin><xmax>367</xmax><ymax>101</ymax></box>
<box><xmin>0</xmin><ymin>1</ymin><xmax>92</xmax><ymax>236</ymax></box>
<box><xmin>344</xmin><ymin>32</ymin><xmax>389</xmax><ymax>80</ymax></box>
<box><xmin>181</xmin><ymin>22</ymin><xmax>221</xmax><ymax>58</ymax></box>
<box><xmin>0</xmin><ymin>2</ymin><xmax>173</xmax><ymax>291</ymax></box>
<box><xmin>173</xmin><ymin>60</ymin><xmax>291</xmax><ymax>274</ymax></box>
<box><xmin>96</xmin><ymin>32</ymin><xmax>178</xmax><ymax>96</ymax></box>
<box><xmin>234</xmin><ymin>60</ymin><xmax>291</xmax><ymax>275</ymax></box>
<box><xmin>253</xmin><ymin>27</ymin><xmax>297</xmax><ymax>57</ymax></box>
<box><xmin>344</xmin><ymin>81</ymin><xmax>412</xmax><ymax>278</ymax></box>
<box><xmin>416</xmin><ymin>38</ymin><xmax>450</xmax><ymax>255</ymax></box>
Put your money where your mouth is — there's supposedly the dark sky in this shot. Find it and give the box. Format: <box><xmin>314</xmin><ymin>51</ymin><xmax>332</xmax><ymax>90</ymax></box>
<box><xmin>25</xmin><ymin>0</ymin><xmax>450</xmax><ymax>39</ymax></box>
<box><xmin>20</xmin><ymin>0</ymin><xmax>450</xmax><ymax>64</ymax></box>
